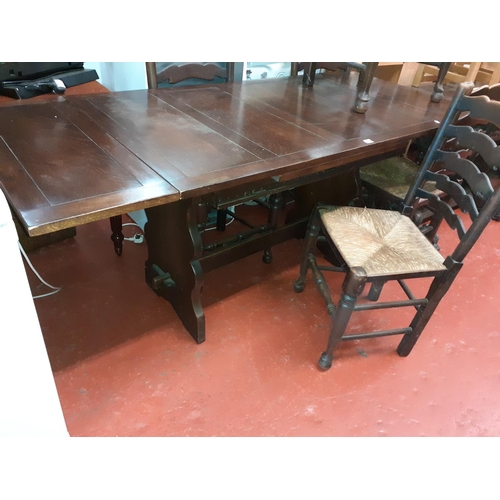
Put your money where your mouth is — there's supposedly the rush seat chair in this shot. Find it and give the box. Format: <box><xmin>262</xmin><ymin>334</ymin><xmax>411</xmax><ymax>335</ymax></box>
<box><xmin>293</xmin><ymin>82</ymin><xmax>500</xmax><ymax>370</ymax></box>
<box><xmin>357</xmin><ymin>83</ymin><xmax>500</xmax><ymax>244</ymax></box>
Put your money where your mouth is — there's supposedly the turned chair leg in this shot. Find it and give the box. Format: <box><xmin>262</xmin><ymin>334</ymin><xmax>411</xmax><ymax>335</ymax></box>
<box><xmin>318</xmin><ymin>267</ymin><xmax>367</xmax><ymax>370</ymax></box>
<box><xmin>367</xmin><ymin>280</ymin><xmax>386</xmax><ymax>301</ymax></box>
<box><xmin>430</xmin><ymin>62</ymin><xmax>452</xmax><ymax>103</ymax></box>
<box><xmin>110</xmin><ymin>215</ymin><xmax>124</xmax><ymax>256</ymax></box>
<box><xmin>354</xmin><ymin>62</ymin><xmax>378</xmax><ymax>114</ymax></box>
<box><xmin>397</xmin><ymin>263</ymin><xmax>461</xmax><ymax>356</ymax></box>
<box><xmin>302</xmin><ymin>63</ymin><xmax>317</xmax><ymax>87</ymax></box>
<box><xmin>293</xmin><ymin>208</ymin><xmax>322</xmax><ymax>292</ymax></box>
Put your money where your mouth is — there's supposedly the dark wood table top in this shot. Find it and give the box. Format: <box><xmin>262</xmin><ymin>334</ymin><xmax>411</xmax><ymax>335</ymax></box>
<box><xmin>0</xmin><ymin>72</ymin><xmax>452</xmax><ymax>237</ymax></box>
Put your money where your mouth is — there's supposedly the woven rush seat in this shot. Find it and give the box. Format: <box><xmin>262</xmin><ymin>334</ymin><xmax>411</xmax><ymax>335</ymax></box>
<box><xmin>359</xmin><ymin>156</ymin><xmax>441</xmax><ymax>200</ymax></box>
<box><xmin>320</xmin><ymin>206</ymin><xmax>446</xmax><ymax>277</ymax></box>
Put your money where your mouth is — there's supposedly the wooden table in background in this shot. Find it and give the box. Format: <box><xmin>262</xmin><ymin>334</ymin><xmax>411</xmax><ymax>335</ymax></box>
<box><xmin>0</xmin><ymin>72</ymin><xmax>452</xmax><ymax>344</ymax></box>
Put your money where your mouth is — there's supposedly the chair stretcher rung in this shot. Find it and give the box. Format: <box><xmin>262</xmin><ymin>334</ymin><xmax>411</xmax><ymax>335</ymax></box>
<box><xmin>354</xmin><ymin>298</ymin><xmax>428</xmax><ymax>311</ymax></box>
<box><xmin>341</xmin><ymin>327</ymin><xmax>412</xmax><ymax>341</ymax></box>
<box><xmin>398</xmin><ymin>279</ymin><xmax>416</xmax><ymax>300</ymax></box>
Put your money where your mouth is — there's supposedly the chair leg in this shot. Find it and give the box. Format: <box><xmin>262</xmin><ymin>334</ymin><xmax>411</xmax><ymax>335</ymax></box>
<box><xmin>397</xmin><ymin>263</ymin><xmax>461</xmax><ymax>356</ymax></box>
<box><xmin>293</xmin><ymin>207</ymin><xmax>322</xmax><ymax>292</ymax></box>
<box><xmin>302</xmin><ymin>63</ymin><xmax>317</xmax><ymax>87</ymax></box>
<box><xmin>263</xmin><ymin>192</ymin><xmax>284</xmax><ymax>264</ymax></box>
<box><xmin>367</xmin><ymin>280</ymin><xmax>386</xmax><ymax>301</ymax></box>
<box><xmin>430</xmin><ymin>62</ymin><xmax>451</xmax><ymax>103</ymax></box>
<box><xmin>318</xmin><ymin>267</ymin><xmax>367</xmax><ymax>370</ymax></box>
<box><xmin>110</xmin><ymin>215</ymin><xmax>124</xmax><ymax>256</ymax></box>
<box><xmin>354</xmin><ymin>62</ymin><xmax>378</xmax><ymax>114</ymax></box>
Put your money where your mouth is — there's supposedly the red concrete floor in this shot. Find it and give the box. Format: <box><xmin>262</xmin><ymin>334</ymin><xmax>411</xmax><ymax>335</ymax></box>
<box><xmin>23</xmin><ymin>203</ymin><xmax>500</xmax><ymax>437</ymax></box>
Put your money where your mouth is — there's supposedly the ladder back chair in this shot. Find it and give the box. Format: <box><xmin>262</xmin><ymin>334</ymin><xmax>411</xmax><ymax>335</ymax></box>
<box><xmin>413</xmin><ymin>63</ymin><xmax>500</xmax><ymax>102</ymax></box>
<box><xmin>358</xmin><ymin>83</ymin><xmax>500</xmax><ymax>241</ymax></box>
<box><xmin>145</xmin><ymin>62</ymin><xmax>234</xmax><ymax>88</ymax></box>
<box><xmin>109</xmin><ymin>62</ymin><xmax>234</xmax><ymax>256</ymax></box>
<box><xmin>293</xmin><ymin>82</ymin><xmax>500</xmax><ymax>370</ymax></box>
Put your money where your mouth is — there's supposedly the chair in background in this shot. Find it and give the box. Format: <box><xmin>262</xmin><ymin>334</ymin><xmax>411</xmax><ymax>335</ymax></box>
<box><xmin>411</xmin><ymin>62</ymin><xmax>452</xmax><ymax>102</ymax></box>
<box><xmin>357</xmin><ymin>83</ymin><xmax>500</xmax><ymax>243</ymax></box>
<box><xmin>357</xmin><ymin>155</ymin><xmax>446</xmax><ymax>234</ymax></box>
<box><xmin>109</xmin><ymin>62</ymin><xmax>235</xmax><ymax>256</ymax></box>
<box><xmin>291</xmin><ymin>62</ymin><xmax>379</xmax><ymax>113</ymax></box>
<box><xmin>411</xmin><ymin>62</ymin><xmax>500</xmax><ymax>103</ymax></box>
<box><xmin>413</xmin><ymin>63</ymin><xmax>500</xmax><ymax>93</ymax></box>
<box><xmin>293</xmin><ymin>82</ymin><xmax>500</xmax><ymax>370</ymax></box>
<box><xmin>145</xmin><ymin>62</ymin><xmax>234</xmax><ymax>88</ymax></box>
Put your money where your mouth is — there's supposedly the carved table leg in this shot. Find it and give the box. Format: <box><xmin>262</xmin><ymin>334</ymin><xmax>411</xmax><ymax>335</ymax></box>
<box><xmin>110</xmin><ymin>215</ymin><xmax>124</xmax><ymax>256</ymax></box>
<box><xmin>144</xmin><ymin>198</ymin><xmax>206</xmax><ymax>344</ymax></box>
<box><xmin>216</xmin><ymin>209</ymin><xmax>227</xmax><ymax>232</ymax></box>
<box><xmin>354</xmin><ymin>62</ymin><xmax>379</xmax><ymax>114</ymax></box>
<box><xmin>430</xmin><ymin>62</ymin><xmax>452</xmax><ymax>103</ymax></box>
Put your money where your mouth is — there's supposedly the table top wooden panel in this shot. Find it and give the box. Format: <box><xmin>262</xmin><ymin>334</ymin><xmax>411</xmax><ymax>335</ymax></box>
<box><xmin>0</xmin><ymin>72</ymin><xmax>452</xmax><ymax>236</ymax></box>
<box><xmin>0</xmin><ymin>88</ymin><xmax>178</xmax><ymax>235</ymax></box>
<box><xmin>227</xmin><ymin>75</ymin><xmax>450</xmax><ymax>139</ymax></box>
<box><xmin>155</xmin><ymin>86</ymin><xmax>332</xmax><ymax>155</ymax></box>
<box><xmin>67</xmin><ymin>91</ymin><xmax>263</xmax><ymax>181</ymax></box>
<box><xmin>0</xmin><ymin>104</ymin><xmax>144</xmax><ymax>205</ymax></box>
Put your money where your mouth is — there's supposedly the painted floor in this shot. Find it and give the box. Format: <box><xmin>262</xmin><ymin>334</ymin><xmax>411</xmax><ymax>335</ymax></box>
<box><xmin>22</xmin><ymin>200</ymin><xmax>500</xmax><ymax>438</ymax></box>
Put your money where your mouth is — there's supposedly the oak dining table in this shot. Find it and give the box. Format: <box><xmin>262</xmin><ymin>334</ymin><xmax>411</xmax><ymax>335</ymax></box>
<box><xmin>0</xmin><ymin>71</ymin><xmax>452</xmax><ymax>344</ymax></box>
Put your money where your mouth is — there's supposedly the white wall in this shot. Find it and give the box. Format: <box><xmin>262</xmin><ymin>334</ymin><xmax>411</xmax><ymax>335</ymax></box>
<box><xmin>85</xmin><ymin>62</ymin><xmax>147</xmax><ymax>92</ymax></box>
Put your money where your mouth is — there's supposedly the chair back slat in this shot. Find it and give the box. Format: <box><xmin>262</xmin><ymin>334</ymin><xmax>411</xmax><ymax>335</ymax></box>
<box><xmin>146</xmin><ymin>62</ymin><xmax>234</xmax><ymax>89</ymax></box>
<box><xmin>416</xmin><ymin>190</ymin><xmax>467</xmax><ymax>239</ymax></box>
<box><xmin>471</xmin><ymin>83</ymin><xmax>500</xmax><ymax>100</ymax></box>
<box><xmin>434</xmin><ymin>150</ymin><xmax>494</xmax><ymax>199</ymax></box>
<box><xmin>446</xmin><ymin>125</ymin><xmax>500</xmax><ymax>171</ymax></box>
<box><xmin>424</xmin><ymin>171</ymin><xmax>479</xmax><ymax>219</ymax></box>
<box><xmin>157</xmin><ymin>63</ymin><xmax>231</xmax><ymax>85</ymax></box>
<box><xmin>458</xmin><ymin>94</ymin><xmax>500</xmax><ymax>127</ymax></box>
